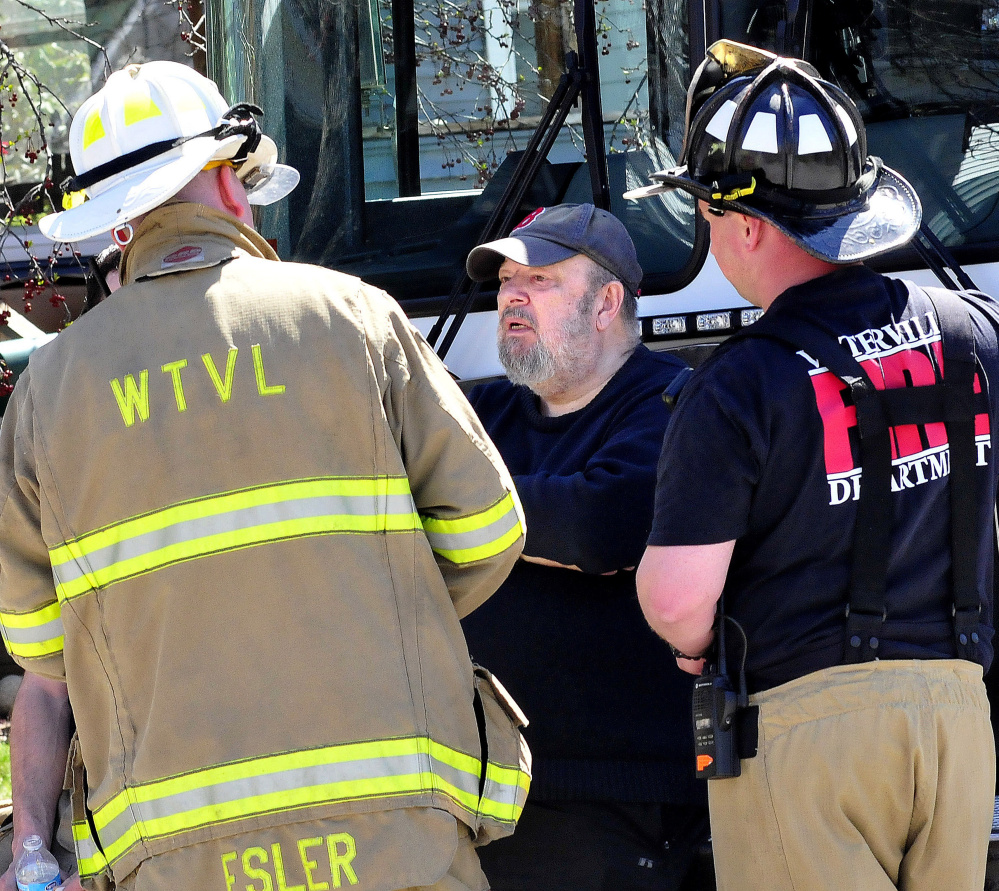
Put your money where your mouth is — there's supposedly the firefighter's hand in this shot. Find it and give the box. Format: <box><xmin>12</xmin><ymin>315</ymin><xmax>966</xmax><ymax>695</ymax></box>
<box><xmin>675</xmin><ymin>655</ymin><xmax>707</xmax><ymax>676</ymax></box>
<box><xmin>520</xmin><ymin>554</ymin><xmax>581</xmax><ymax>571</ymax></box>
<box><xmin>0</xmin><ymin>861</ymin><xmax>16</xmax><ymax>891</ymax></box>
<box><xmin>520</xmin><ymin>554</ymin><xmax>628</xmax><ymax>575</ymax></box>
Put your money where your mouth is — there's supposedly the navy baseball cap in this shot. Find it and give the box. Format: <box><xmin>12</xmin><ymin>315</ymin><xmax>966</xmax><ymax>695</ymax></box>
<box><xmin>466</xmin><ymin>204</ymin><xmax>643</xmax><ymax>293</ymax></box>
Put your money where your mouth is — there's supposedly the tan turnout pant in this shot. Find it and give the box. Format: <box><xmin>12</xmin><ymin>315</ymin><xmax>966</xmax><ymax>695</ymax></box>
<box><xmin>708</xmin><ymin>660</ymin><xmax>994</xmax><ymax>891</ymax></box>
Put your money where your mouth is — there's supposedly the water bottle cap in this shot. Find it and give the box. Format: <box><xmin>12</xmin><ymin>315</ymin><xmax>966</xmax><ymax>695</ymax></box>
<box><xmin>22</xmin><ymin>835</ymin><xmax>42</xmax><ymax>853</ymax></box>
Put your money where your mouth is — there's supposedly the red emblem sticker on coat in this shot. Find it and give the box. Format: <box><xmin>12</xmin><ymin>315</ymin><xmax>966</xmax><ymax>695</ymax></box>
<box><xmin>162</xmin><ymin>246</ymin><xmax>204</xmax><ymax>266</ymax></box>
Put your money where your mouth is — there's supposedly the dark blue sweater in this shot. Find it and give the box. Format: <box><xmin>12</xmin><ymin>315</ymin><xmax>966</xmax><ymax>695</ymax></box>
<box><xmin>463</xmin><ymin>345</ymin><xmax>704</xmax><ymax>804</ymax></box>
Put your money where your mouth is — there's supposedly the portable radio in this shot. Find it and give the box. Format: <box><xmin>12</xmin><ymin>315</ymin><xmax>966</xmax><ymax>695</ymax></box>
<box><xmin>692</xmin><ymin>669</ymin><xmax>741</xmax><ymax>779</ymax></box>
<box><xmin>691</xmin><ymin>597</ymin><xmax>748</xmax><ymax>779</ymax></box>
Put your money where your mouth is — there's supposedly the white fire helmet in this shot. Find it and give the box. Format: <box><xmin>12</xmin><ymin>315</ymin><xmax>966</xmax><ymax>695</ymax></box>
<box><xmin>39</xmin><ymin>61</ymin><xmax>299</xmax><ymax>243</ymax></box>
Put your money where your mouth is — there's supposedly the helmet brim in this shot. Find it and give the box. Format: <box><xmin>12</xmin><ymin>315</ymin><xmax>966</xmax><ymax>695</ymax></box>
<box><xmin>39</xmin><ymin>134</ymin><xmax>242</xmax><ymax>243</ymax></box>
<box><xmin>39</xmin><ymin>132</ymin><xmax>299</xmax><ymax>243</ymax></box>
<box><xmin>625</xmin><ymin>163</ymin><xmax>922</xmax><ymax>264</ymax></box>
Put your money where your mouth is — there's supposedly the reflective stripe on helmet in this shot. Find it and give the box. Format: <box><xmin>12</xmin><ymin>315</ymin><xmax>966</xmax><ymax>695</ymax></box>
<box><xmin>82</xmin><ymin>109</ymin><xmax>107</xmax><ymax>152</ymax></box>
<box><xmin>121</xmin><ymin>83</ymin><xmax>163</xmax><ymax>127</ymax></box>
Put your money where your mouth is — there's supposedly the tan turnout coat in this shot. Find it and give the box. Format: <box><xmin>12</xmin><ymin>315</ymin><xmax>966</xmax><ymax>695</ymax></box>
<box><xmin>0</xmin><ymin>205</ymin><xmax>527</xmax><ymax>891</ymax></box>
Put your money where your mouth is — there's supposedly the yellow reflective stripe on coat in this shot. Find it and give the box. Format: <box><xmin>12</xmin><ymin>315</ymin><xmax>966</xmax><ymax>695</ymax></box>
<box><xmin>421</xmin><ymin>491</ymin><xmax>522</xmax><ymax>564</ymax></box>
<box><xmin>73</xmin><ymin>820</ymin><xmax>110</xmax><ymax>879</ymax></box>
<box><xmin>88</xmin><ymin>736</ymin><xmax>528</xmax><ymax>869</ymax></box>
<box><xmin>482</xmin><ymin>759</ymin><xmax>531</xmax><ymax>826</ymax></box>
<box><xmin>49</xmin><ymin>477</ymin><xmax>421</xmax><ymax>602</ymax></box>
<box><xmin>0</xmin><ymin>600</ymin><xmax>64</xmax><ymax>658</ymax></box>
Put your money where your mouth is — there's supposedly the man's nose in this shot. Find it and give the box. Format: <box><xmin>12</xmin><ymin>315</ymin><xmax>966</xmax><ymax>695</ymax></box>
<box><xmin>498</xmin><ymin>277</ymin><xmax>529</xmax><ymax>308</ymax></box>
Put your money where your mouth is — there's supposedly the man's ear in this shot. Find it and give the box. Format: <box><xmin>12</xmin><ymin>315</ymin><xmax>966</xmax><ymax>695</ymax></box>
<box><xmin>594</xmin><ymin>280</ymin><xmax>625</xmax><ymax>332</ymax></box>
<box><xmin>739</xmin><ymin>213</ymin><xmax>766</xmax><ymax>253</ymax></box>
<box><xmin>216</xmin><ymin>165</ymin><xmax>252</xmax><ymax>223</ymax></box>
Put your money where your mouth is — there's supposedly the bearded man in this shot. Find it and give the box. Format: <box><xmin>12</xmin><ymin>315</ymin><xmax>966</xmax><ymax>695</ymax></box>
<box><xmin>459</xmin><ymin>204</ymin><xmax>709</xmax><ymax>891</ymax></box>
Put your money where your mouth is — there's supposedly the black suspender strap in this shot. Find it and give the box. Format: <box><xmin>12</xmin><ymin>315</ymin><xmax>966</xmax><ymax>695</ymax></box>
<box><xmin>918</xmin><ymin>285</ymin><xmax>982</xmax><ymax>659</ymax></box>
<box><xmin>727</xmin><ymin>285</ymin><xmax>984</xmax><ymax>663</ymax></box>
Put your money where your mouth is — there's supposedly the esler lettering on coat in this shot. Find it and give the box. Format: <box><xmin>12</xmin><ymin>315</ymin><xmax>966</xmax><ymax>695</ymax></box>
<box><xmin>221</xmin><ymin>832</ymin><xmax>359</xmax><ymax>891</ymax></box>
<box><xmin>110</xmin><ymin>343</ymin><xmax>286</xmax><ymax>427</ymax></box>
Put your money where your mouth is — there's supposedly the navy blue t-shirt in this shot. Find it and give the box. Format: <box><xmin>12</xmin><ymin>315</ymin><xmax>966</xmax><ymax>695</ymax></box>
<box><xmin>649</xmin><ymin>267</ymin><xmax>999</xmax><ymax>693</ymax></box>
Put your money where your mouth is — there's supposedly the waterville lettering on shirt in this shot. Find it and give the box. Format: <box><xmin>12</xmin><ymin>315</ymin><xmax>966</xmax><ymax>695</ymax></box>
<box><xmin>799</xmin><ymin>311</ymin><xmax>991</xmax><ymax>506</ymax></box>
<box><xmin>111</xmin><ymin>344</ymin><xmax>286</xmax><ymax>427</ymax></box>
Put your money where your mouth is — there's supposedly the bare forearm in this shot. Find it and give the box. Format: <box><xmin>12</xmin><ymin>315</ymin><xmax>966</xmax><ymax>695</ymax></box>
<box><xmin>644</xmin><ymin>595</ymin><xmax>717</xmax><ymax>652</ymax></box>
<box><xmin>643</xmin><ymin>595</ymin><xmax>717</xmax><ymax>672</ymax></box>
<box><xmin>636</xmin><ymin>541</ymin><xmax>735</xmax><ymax>674</ymax></box>
<box><xmin>10</xmin><ymin>673</ymin><xmax>72</xmax><ymax>850</ymax></box>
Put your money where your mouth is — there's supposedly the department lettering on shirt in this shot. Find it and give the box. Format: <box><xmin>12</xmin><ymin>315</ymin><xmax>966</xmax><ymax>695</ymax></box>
<box><xmin>828</xmin><ymin>434</ymin><xmax>992</xmax><ymax>505</ymax></box>
<box><xmin>111</xmin><ymin>344</ymin><xmax>285</xmax><ymax>427</ymax></box>
<box><xmin>798</xmin><ymin>312</ymin><xmax>992</xmax><ymax>505</ymax></box>
<box><xmin>221</xmin><ymin>832</ymin><xmax>359</xmax><ymax>891</ymax></box>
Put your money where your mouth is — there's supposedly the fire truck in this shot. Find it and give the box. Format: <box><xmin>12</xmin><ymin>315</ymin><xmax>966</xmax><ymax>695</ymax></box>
<box><xmin>3</xmin><ymin>0</ymin><xmax>999</xmax><ymax>883</ymax></box>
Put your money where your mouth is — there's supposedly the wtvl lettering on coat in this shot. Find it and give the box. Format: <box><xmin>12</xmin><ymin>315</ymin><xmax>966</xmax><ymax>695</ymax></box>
<box><xmin>799</xmin><ymin>310</ymin><xmax>992</xmax><ymax>506</ymax></box>
<box><xmin>110</xmin><ymin>344</ymin><xmax>285</xmax><ymax>427</ymax></box>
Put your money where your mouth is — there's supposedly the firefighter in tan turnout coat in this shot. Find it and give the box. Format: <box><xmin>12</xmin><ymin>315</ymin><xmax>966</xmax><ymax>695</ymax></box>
<box><xmin>0</xmin><ymin>61</ymin><xmax>528</xmax><ymax>891</ymax></box>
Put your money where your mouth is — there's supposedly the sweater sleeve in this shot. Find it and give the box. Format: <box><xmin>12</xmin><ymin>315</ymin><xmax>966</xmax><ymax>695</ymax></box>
<box><xmin>468</xmin><ymin>353</ymin><xmax>677</xmax><ymax>577</ymax></box>
<box><xmin>382</xmin><ymin>307</ymin><xmax>525</xmax><ymax>619</ymax></box>
<box><xmin>513</xmin><ymin>393</ymin><xmax>668</xmax><ymax>574</ymax></box>
<box><xmin>0</xmin><ymin>371</ymin><xmax>67</xmax><ymax>680</ymax></box>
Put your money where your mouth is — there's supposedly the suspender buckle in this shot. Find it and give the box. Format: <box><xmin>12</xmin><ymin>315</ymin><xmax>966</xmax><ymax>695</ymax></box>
<box><xmin>953</xmin><ymin>604</ymin><xmax>982</xmax><ymax>659</ymax></box>
<box><xmin>844</xmin><ymin>606</ymin><xmax>887</xmax><ymax>663</ymax></box>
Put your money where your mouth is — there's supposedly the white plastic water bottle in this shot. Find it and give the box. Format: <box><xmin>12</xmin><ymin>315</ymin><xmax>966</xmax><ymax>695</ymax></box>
<box><xmin>15</xmin><ymin>835</ymin><xmax>61</xmax><ymax>891</ymax></box>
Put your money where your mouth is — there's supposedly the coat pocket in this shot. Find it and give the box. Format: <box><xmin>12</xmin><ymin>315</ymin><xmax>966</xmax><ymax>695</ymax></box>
<box><xmin>471</xmin><ymin>665</ymin><xmax>532</xmax><ymax>846</ymax></box>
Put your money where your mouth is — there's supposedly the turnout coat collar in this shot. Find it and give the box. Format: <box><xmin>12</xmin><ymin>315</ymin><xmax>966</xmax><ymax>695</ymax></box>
<box><xmin>120</xmin><ymin>202</ymin><xmax>278</xmax><ymax>285</ymax></box>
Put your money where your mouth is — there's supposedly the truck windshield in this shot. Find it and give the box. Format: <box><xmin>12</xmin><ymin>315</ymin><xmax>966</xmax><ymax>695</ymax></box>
<box><xmin>206</xmin><ymin>0</ymin><xmax>999</xmax><ymax>308</ymax></box>
<box><xmin>6</xmin><ymin>0</ymin><xmax>999</xmax><ymax>314</ymax></box>
<box><xmin>206</xmin><ymin>0</ymin><xmax>703</xmax><ymax>310</ymax></box>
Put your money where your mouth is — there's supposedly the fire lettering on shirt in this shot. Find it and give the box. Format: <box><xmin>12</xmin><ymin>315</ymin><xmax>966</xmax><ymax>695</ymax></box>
<box><xmin>803</xmin><ymin>319</ymin><xmax>991</xmax><ymax>506</ymax></box>
<box><xmin>111</xmin><ymin>344</ymin><xmax>285</xmax><ymax>427</ymax></box>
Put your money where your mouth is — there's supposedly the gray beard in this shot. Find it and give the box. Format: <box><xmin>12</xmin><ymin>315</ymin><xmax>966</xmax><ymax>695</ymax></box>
<box><xmin>498</xmin><ymin>332</ymin><xmax>558</xmax><ymax>388</ymax></box>
<box><xmin>497</xmin><ymin>298</ymin><xmax>595</xmax><ymax>391</ymax></box>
